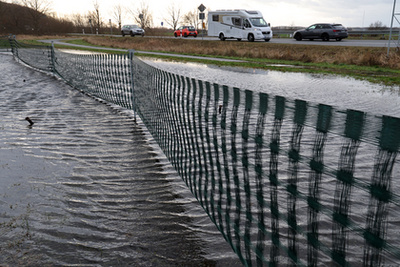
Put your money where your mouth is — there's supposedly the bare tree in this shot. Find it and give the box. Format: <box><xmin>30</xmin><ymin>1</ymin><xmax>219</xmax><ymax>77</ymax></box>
<box><xmin>130</xmin><ymin>2</ymin><xmax>153</xmax><ymax>29</ymax></box>
<box><xmin>164</xmin><ymin>3</ymin><xmax>181</xmax><ymax>31</ymax></box>
<box><xmin>113</xmin><ymin>4</ymin><xmax>123</xmax><ymax>31</ymax></box>
<box><xmin>183</xmin><ymin>9</ymin><xmax>200</xmax><ymax>29</ymax></box>
<box><xmin>369</xmin><ymin>21</ymin><xmax>387</xmax><ymax>30</ymax></box>
<box><xmin>0</xmin><ymin>1</ymin><xmax>4</xmax><ymax>19</ymax></box>
<box><xmin>69</xmin><ymin>13</ymin><xmax>88</xmax><ymax>32</ymax></box>
<box><xmin>91</xmin><ymin>0</ymin><xmax>102</xmax><ymax>32</ymax></box>
<box><xmin>22</xmin><ymin>0</ymin><xmax>51</xmax><ymax>33</ymax></box>
<box><xmin>0</xmin><ymin>1</ymin><xmax>6</xmax><ymax>30</ymax></box>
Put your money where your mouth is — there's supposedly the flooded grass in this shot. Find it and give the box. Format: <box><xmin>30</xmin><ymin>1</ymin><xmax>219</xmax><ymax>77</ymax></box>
<box><xmin>80</xmin><ymin>36</ymin><xmax>400</xmax><ymax>68</ymax></box>
<box><xmin>16</xmin><ymin>35</ymin><xmax>400</xmax><ymax>86</ymax></box>
<box><xmin>78</xmin><ymin>36</ymin><xmax>400</xmax><ymax>86</ymax></box>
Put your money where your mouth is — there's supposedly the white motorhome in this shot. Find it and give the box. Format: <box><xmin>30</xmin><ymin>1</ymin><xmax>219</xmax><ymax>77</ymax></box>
<box><xmin>208</xmin><ymin>10</ymin><xmax>272</xmax><ymax>42</ymax></box>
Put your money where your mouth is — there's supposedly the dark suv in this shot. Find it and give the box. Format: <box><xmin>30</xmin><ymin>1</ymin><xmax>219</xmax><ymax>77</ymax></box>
<box><xmin>293</xmin><ymin>23</ymin><xmax>348</xmax><ymax>41</ymax></box>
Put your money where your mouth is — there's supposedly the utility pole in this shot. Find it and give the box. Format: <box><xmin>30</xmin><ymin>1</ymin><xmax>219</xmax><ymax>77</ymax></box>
<box><xmin>388</xmin><ymin>0</ymin><xmax>399</xmax><ymax>57</ymax></box>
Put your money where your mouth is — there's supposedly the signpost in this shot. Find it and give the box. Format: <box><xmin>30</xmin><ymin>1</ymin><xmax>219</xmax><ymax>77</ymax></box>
<box><xmin>198</xmin><ymin>4</ymin><xmax>206</xmax><ymax>39</ymax></box>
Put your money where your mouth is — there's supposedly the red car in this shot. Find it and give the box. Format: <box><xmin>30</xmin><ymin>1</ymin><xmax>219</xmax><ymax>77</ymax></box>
<box><xmin>174</xmin><ymin>26</ymin><xmax>198</xmax><ymax>37</ymax></box>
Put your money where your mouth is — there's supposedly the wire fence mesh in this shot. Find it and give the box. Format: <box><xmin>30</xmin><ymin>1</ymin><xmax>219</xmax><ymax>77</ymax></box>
<box><xmin>9</xmin><ymin>37</ymin><xmax>400</xmax><ymax>266</ymax></box>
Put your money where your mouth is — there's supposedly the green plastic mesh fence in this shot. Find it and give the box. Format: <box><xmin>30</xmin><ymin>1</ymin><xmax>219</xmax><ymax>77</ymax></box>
<box><xmin>9</xmin><ymin>37</ymin><xmax>53</xmax><ymax>72</ymax></box>
<box><xmin>10</xmin><ymin>39</ymin><xmax>400</xmax><ymax>266</ymax></box>
<box><xmin>53</xmin><ymin>51</ymin><xmax>134</xmax><ymax>110</ymax></box>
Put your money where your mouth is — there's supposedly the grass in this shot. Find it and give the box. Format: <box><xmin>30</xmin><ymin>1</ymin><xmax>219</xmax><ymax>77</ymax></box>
<box><xmin>11</xmin><ymin>35</ymin><xmax>400</xmax><ymax>86</ymax></box>
<box><xmin>78</xmin><ymin>36</ymin><xmax>400</xmax><ymax>86</ymax></box>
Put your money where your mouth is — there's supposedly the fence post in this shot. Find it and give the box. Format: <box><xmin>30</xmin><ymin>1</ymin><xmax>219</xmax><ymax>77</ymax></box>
<box><xmin>51</xmin><ymin>41</ymin><xmax>56</xmax><ymax>73</ymax></box>
<box><xmin>8</xmin><ymin>35</ymin><xmax>16</xmax><ymax>59</ymax></box>
<box><xmin>128</xmin><ymin>49</ymin><xmax>136</xmax><ymax>121</ymax></box>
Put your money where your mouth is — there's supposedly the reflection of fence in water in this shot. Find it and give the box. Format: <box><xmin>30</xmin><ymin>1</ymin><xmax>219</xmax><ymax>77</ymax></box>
<box><xmin>9</xmin><ymin>38</ymin><xmax>400</xmax><ymax>266</ymax></box>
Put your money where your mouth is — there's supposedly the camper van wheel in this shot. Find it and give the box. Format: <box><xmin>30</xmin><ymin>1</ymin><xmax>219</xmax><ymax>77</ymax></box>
<box><xmin>237</xmin><ymin>38</ymin><xmax>242</xmax><ymax>41</ymax></box>
<box><xmin>248</xmin><ymin>34</ymin><xmax>255</xmax><ymax>42</ymax></box>
<box><xmin>219</xmin><ymin>33</ymin><xmax>226</xmax><ymax>41</ymax></box>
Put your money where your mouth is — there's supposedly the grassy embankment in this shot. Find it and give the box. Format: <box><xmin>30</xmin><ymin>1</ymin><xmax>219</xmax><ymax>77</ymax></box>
<box><xmin>19</xmin><ymin>35</ymin><xmax>400</xmax><ymax>86</ymax></box>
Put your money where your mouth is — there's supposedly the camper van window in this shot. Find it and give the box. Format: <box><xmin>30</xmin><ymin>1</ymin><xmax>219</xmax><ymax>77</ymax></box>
<box><xmin>212</xmin><ymin>15</ymin><xmax>219</xmax><ymax>22</ymax></box>
<box><xmin>250</xmin><ymin>18</ymin><xmax>268</xmax><ymax>27</ymax></box>
<box><xmin>243</xmin><ymin>19</ymin><xmax>251</xmax><ymax>28</ymax></box>
<box><xmin>231</xmin><ymin>17</ymin><xmax>241</xmax><ymax>26</ymax></box>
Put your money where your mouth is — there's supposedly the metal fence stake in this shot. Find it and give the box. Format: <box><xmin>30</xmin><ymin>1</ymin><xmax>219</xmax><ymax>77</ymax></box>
<box><xmin>129</xmin><ymin>49</ymin><xmax>136</xmax><ymax>122</ymax></box>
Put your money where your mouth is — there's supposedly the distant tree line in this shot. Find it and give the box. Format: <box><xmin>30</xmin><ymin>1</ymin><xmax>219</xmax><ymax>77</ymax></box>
<box><xmin>0</xmin><ymin>0</ymin><xmax>204</xmax><ymax>35</ymax></box>
<box><xmin>368</xmin><ymin>21</ymin><xmax>388</xmax><ymax>30</ymax></box>
<box><xmin>0</xmin><ymin>0</ymin><xmax>74</xmax><ymax>34</ymax></box>
<box><xmin>2</xmin><ymin>0</ymin><xmax>389</xmax><ymax>36</ymax></box>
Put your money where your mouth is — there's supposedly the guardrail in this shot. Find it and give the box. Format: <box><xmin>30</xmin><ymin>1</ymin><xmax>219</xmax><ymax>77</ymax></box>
<box><xmin>8</xmin><ymin>37</ymin><xmax>400</xmax><ymax>266</ymax></box>
<box><xmin>273</xmin><ymin>29</ymin><xmax>400</xmax><ymax>39</ymax></box>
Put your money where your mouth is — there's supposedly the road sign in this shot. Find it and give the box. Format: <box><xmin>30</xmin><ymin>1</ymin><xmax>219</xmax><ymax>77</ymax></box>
<box><xmin>198</xmin><ymin>4</ymin><xmax>206</xmax><ymax>12</ymax></box>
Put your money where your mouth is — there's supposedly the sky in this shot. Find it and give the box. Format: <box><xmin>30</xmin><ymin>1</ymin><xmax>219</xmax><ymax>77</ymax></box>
<box><xmin>45</xmin><ymin>0</ymin><xmax>396</xmax><ymax>28</ymax></box>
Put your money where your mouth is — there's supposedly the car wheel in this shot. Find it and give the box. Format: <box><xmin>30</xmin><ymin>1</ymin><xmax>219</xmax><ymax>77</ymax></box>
<box><xmin>248</xmin><ymin>34</ymin><xmax>255</xmax><ymax>42</ymax></box>
<box><xmin>130</xmin><ymin>31</ymin><xmax>135</xmax><ymax>37</ymax></box>
<box><xmin>194</xmin><ymin>34</ymin><xmax>197</xmax><ymax>38</ymax></box>
<box><xmin>184</xmin><ymin>33</ymin><xmax>188</xmax><ymax>37</ymax></box>
<box><xmin>322</xmin><ymin>33</ymin><xmax>330</xmax><ymax>41</ymax></box>
<box><xmin>265</xmin><ymin>39</ymin><xmax>270</xmax><ymax>42</ymax></box>
<box><xmin>294</xmin><ymin>33</ymin><xmax>302</xmax><ymax>41</ymax></box>
<box><xmin>219</xmin><ymin>33</ymin><xmax>226</xmax><ymax>41</ymax></box>
<box><xmin>336</xmin><ymin>38</ymin><xmax>342</xmax><ymax>41</ymax></box>
<box><xmin>174</xmin><ymin>33</ymin><xmax>178</xmax><ymax>37</ymax></box>
<box><xmin>121</xmin><ymin>32</ymin><xmax>125</xmax><ymax>37</ymax></box>
<box><xmin>237</xmin><ymin>38</ymin><xmax>242</xmax><ymax>41</ymax></box>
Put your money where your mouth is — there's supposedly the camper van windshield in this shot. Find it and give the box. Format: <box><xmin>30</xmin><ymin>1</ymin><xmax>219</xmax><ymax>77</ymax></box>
<box><xmin>250</xmin><ymin>18</ymin><xmax>268</xmax><ymax>27</ymax></box>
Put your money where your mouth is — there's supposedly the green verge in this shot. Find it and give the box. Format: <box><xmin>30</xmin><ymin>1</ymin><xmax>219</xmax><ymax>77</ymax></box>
<box><xmin>134</xmin><ymin>52</ymin><xmax>400</xmax><ymax>86</ymax></box>
<box><xmin>34</xmin><ymin>38</ymin><xmax>400</xmax><ymax>87</ymax></box>
<box><xmin>20</xmin><ymin>39</ymin><xmax>127</xmax><ymax>55</ymax></box>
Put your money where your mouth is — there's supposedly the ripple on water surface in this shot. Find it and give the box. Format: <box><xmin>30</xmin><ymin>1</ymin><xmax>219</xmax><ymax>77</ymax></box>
<box><xmin>0</xmin><ymin>54</ymin><xmax>240</xmax><ymax>266</ymax></box>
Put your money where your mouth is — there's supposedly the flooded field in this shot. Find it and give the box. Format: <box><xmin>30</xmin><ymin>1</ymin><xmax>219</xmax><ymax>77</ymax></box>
<box><xmin>144</xmin><ymin>59</ymin><xmax>400</xmax><ymax>117</ymax></box>
<box><xmin>1</xmin><ymin>52</ymin><xmax>400</xmax><ymax>266</ymax></box>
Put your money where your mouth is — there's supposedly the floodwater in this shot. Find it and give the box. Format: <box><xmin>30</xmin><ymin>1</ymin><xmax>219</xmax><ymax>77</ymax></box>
<box><xmin>143</xmin><ymin>58</ymin><xmax>400</xmax><ymax>117</ymax></box>
<box><xmin>1</xmin><ymin>51</ymin><xmax>400</xmax><ymax>266</ymax></box>
<box><xmin>0</xmin><ymin>53</ymin><xmax>240</xmax><ymax>266</ymax></box>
